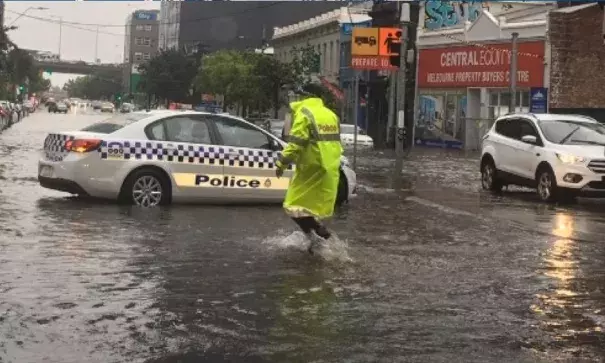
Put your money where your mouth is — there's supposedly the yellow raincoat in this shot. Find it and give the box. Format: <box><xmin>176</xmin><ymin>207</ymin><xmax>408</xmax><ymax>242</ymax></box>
<box><xmin>275</xmin><ymin>97</ymin><xmax>343</xmax><ymax>219</ymax></box>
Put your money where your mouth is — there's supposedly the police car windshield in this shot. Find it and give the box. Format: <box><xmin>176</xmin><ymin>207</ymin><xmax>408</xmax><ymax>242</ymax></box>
<box><xmin>80</xmin><ymin>113</ymin><xmax>149</xmax><ymax>134</ymax></box>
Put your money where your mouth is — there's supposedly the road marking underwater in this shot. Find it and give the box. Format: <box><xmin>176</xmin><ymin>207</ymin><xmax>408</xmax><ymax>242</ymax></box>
<box><xmin>172</xmin><ymin>173</ymin><xmax>291</xmax><ymax>189</ymax></box>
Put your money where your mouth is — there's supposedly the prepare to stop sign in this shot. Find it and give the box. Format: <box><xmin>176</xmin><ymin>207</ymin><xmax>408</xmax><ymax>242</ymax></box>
<box><xmin>351</xmin><ymin>27</ymin><xmax>403</xmax><ymax>70</ymax></box>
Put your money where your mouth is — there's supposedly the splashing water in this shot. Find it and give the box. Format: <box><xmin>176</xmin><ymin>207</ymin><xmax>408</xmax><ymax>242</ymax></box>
<box><xmin>262</xmin><ymin>230</ymin><xmax>353</xmax><ymax>263</ymax></box>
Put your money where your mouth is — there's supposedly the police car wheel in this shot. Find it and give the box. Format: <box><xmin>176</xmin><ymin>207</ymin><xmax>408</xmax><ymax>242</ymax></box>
<box><xmin>122</xmin><ymin>168</ymin><xmax>171</xmax><ymax>207</ymax></box>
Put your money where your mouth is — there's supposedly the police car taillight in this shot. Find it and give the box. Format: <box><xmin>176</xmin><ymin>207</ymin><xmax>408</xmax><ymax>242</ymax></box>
<box><xmin>65</xmin><ymin>139</ymin><xmax>101</xmax><ymax>153</ymax></box>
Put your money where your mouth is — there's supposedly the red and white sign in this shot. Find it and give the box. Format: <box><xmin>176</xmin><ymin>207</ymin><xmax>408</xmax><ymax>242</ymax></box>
<box><xmin>351</xmin><ymin>55</ymin><xmax>397</xmax><ymax>70</ymax></box>
<box><xmin>417</xmin><ymin>41</ymin><xmax>545</xmax><ymax>88</ymax></box>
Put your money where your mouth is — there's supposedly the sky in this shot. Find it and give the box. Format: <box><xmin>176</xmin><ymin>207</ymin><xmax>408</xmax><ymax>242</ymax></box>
<box><xmin>5</xmin><ymin>1</ymin><xmax>161</xmax><ymax>87</ymax></box>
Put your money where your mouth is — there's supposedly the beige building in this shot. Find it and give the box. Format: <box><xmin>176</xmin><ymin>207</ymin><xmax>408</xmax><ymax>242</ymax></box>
<box><xmin>272</xmin><ymin>5</ymin><xmax>372</xmax><ymax>85</ymax></box>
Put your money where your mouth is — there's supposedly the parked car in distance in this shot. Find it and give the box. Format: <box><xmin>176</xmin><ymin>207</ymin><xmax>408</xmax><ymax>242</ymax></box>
<box><xmin>101</xmin><ymin>102</ymin><xmax>115</xmax><ymax>113</ymax></box>
<box><xmin>51</xmin><ymin>102</ymin><xmax>69</xmax><ymax>114</ymax></box>
<box><xmin>119</xmin><ymin>103</ymin><xmax>133</xmax><ymax>113</ymax></box>
<box><xmin>340</xmin><ymin>124</ymin><xmax>374</xmax><ymax>149</ymax></box>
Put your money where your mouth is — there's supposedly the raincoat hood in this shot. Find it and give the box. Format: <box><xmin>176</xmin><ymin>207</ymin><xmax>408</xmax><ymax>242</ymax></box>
<box><xmin>289</xmin><ymin>97</ymin><xmax>324</xmax><ymax>113</ymax></box>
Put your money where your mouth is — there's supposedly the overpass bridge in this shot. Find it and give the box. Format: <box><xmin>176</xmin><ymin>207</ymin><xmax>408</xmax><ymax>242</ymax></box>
<box><xmin>33</xmin><ymin>59</ymin><xmax>124</xmax><ymax>78</ymax></box>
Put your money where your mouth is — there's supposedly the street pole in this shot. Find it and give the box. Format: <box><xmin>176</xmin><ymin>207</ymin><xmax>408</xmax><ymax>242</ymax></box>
<box><xmin>394</xmin><ymin>2</ymin><xmax>410</xmax><ymax>175</ymax></box>
<box><xmin>365</xmin><ymin>70</ymin><xmax>370</xmax><ymax>132</ymax></box>
<box><xmin>386</xmin><ymin>72</ymin><xmax>395</xmax><ymax>146</ymax></box>
<box><xmin>352</xmin><ymin>70</ymin><xmax>359</xmax><ymax>172</ymax></box>
<box><xmin>509</xmin><ymin>32</ymin><xmax>519</xmax><ymax>113</ymax></box>
<box><xmin>58</xmin><ymin>17</ymin><xmax>62</xmax><ymax>59</ymax></box>
<box><xmin>94</xmin><ymin>25</ymin><xmax>99</xmax><ymax>63</ymax></box>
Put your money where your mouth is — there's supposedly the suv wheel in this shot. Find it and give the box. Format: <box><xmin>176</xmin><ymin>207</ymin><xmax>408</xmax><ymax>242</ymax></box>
<box><xmin>536</xmin><ymin>167</ymin><xmax>557</xmax><ymax>202</ymax></box>
<box><xmin>481</xmin><ymin>159</ymin><xmax>502</xmax><ymax>192</ymax></box>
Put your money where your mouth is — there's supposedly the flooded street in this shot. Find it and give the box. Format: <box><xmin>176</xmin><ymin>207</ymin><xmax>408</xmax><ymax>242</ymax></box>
<box><xmin>2</xmin><ymin>111</ymin><xmax>605</xmax><ymax>363</ymax></box>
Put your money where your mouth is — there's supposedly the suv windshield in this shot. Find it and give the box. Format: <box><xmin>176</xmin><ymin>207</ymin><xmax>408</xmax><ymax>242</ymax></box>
<box><xmin>539</xmin><ymin>120</ymin><xmax>605</xmax><ymax>145</ymax></box>
<box><xmin>80</xmin><ymin>112</ymin><xmax>149</xmax><ymax>134</ymax></box>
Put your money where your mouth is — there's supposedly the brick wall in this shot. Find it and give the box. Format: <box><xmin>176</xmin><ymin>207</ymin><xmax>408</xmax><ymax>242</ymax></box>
<box><xmin>549</xmin><ymin>4</ymin><xmax>605</xmax><ymax>109</ymax></box>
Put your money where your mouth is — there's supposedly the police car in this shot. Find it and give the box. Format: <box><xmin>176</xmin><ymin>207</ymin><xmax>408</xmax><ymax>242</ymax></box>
<box><xmin>38</xmin><ymin>110</ymin><xmax>357</xmax><ymax>207</ymax></box>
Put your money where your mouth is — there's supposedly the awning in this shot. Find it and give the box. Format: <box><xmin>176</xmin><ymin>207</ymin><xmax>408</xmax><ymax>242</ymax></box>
<box><xmin>319</xmin><ymin>76</ymin><xmax>367</xmax><ymax>106</ymax></box>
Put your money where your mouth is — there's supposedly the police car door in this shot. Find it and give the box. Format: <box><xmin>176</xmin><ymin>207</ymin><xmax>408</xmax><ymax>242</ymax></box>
<box><xmin>146</xmin><ymin>114</ymin><xmax>225</xmax><ymax>201</ymax></box>
<box><xmin>209</xmin><ymin>115</ymin><xmax>291</xmax><ymax>202</ymax></box>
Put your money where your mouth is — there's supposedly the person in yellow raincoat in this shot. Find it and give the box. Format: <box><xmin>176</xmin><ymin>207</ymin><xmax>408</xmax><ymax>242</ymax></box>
<box><xmin>275</xmin><ymin>89</ymin><xmax>343</xmax><ymax>254</ymax></box>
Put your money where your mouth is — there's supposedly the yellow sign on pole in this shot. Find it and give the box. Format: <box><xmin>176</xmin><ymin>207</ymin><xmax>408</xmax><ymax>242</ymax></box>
<box><xmin>351</xmin><ymin>27</ymin><xmax>379</xmax><ymax>56</ymax></box>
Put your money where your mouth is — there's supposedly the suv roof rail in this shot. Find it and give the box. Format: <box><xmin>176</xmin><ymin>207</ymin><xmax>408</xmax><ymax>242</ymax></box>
<box><xmin>564</xmin><ymin>114</ymin><xmax>597</xmax><ymax>121</ymax></box>
<box><xmin>503</xmin><ymin>112</ymin><xmax>537</xmax><ymax>118</ymax></box>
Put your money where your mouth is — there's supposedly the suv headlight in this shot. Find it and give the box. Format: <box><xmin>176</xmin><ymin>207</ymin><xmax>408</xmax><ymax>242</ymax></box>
<box><xmin>556</xmin><ymin>153</ymin><xmax>585</xmax><ymax>164</ymax></box>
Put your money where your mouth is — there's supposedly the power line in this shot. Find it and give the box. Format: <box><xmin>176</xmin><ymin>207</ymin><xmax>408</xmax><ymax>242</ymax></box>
<box><xmin>5</xmin><ymin>2</ymin><xmax>281</xmax><ymax>29</ymax></box>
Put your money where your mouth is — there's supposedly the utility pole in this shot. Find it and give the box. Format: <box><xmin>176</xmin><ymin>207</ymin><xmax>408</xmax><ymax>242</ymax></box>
<box><xmin>94</xmin><ymin>25</ymin><xmax>99</xmax><ymax>63</ymax></box>
<box><xmin>352</xmin><ymin>70</ymin><xmax>360</xmax><ymax>171</ymax></box>
<box><xmin>386</xmin><ymin>72</ymin><xmax>395</xmax><ymax>146</ymax></box>
<box><xmin>509</xmin><ymin>32</ymin><xmax>519</xmax><ymax>112</ymax></box>
<box><xmin>394</xmin><ymin>2</ymin><xmax>410</xmax><ymax>175</ymax></box>
<box><xmin>58</xmin><ymin>17</ymin><xmax>62</xmax><ymax>59</ymax></box>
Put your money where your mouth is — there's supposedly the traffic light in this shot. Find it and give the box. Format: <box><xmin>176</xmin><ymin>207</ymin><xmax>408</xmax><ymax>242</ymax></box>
<box><xmin>18</xmin><ymin>85</ymin><xmax>25</xmax><ymax>93</ymax></box>
<box><xmin>388</xmin><ymin>30</ymin><xmax>403</xmax><ymax>68</ymax></box>
<box><xmin>45</xmin><ymin>68</ymin><xmax>52</xmax><ymax>75</ymax></box>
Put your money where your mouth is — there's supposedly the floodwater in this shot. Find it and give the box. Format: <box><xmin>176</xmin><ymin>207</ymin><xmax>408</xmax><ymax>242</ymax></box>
<box><xmin>1</xmin><ymin>110</ymin><xmax>605</xmax><ymax>362</ymax></box>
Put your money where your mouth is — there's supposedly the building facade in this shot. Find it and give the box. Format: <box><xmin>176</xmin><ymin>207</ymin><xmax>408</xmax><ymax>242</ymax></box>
<box><xmin>271</xmin><ymin>4</ymin><xmax>372</xmax><ymax>122</ymax></box>
<box><xmin>548</xmin><ymin>3</ymin><xmax>605</xmax><ymax>119</ymax></box>
<box><xmin>415</xmin><ymin>1</ymin><xmax>555</xmax><ymax>150</ymax></box>
<box><xmin>158</xmin><ymin>1</ymin><xmax>343</xmax><ymax>54</ymax></box>
<box><xmin>123</xmin><ymin>10</ymin><xmax>160</xmax><ymax>94</ymax></box>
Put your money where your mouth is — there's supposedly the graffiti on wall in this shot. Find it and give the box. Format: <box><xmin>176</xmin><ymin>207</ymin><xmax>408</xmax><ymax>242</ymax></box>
<box><xmin>424</xmin><ymin>1</ymin><xmax>486</xmax><ymax>30</ymax></box>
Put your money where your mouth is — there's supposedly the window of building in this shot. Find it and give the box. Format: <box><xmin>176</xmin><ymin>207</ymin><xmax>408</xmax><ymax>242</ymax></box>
<box><xmin>135</xmin><ymin>25</ymin><xmax>144</xmax><ymax>31</ymax></box>
<box><xmin>145</xmin><ymin>25</ymin><xmax>152</xmax><ymax>31</ymax></box>
<box><xmin>134</xmin><ymin>37</ymin><xmax>142</xmax><ymax>46</ymax></box>
<box><xmin>143</xmin><ymin>37</ymin><xmax>151</xmax><ymax>46</ymax></box>
<box><xmin>143</xmin><ymin>53</ymin><xmax>151</xmax><ymax>60</ymax></box>
<box><xmin>134</xmin><ymin>52</ymin><xmax>142</xmax><ymax>61</ymax></box>
<box><xmin>488</xmin><ymin>89</ymin><xmax>530</xmax><ymax>119</ymax></box>
<box><xmin>329</xmin><ymin>41</ymin><xmax>334</xmax><ymax>75</ymax></box>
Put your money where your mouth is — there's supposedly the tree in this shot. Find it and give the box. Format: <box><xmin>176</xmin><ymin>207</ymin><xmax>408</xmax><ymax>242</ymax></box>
<box><xmin>63</xmin><ymin>71</ymin><xmax>121</xmax><ymax>100</ymax></box>
<box><xmin>137</xmin><ymin>49</ymin><xmax>197</xmax><ymax>106</ymax></box>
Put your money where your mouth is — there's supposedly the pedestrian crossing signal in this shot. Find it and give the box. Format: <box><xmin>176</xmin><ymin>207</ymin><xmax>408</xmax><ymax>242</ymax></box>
<box><xmin>388</xmin><ymin>30</ymin><xmax>403</xmax><ymax>68</ymax></box>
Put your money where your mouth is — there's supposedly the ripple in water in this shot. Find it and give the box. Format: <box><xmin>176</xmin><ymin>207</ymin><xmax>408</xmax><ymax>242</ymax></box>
<box><xmin>262</xmin><ymin>230</ymin><xmax>353</xmax><ymax>263</ymax></box>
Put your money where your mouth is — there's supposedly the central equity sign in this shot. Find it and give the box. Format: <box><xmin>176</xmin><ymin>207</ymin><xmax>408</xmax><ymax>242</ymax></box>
<box><xmin>417</xmin><ymin>41</ymin><xmax>545</xmax><ymax>88</ymax></box>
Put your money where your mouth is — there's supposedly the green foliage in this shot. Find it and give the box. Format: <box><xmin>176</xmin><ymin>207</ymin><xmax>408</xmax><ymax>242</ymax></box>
<box><xmin>63</xmin><ymin>71</ymin><xmax>121</xmax><ymax>100</ymax></box>
<box><xmin>195</xmin><ymin>45</ymin><xmax>332</xmax><ymax>116</ymax></box>
<box><xmin>137</xmin><ymin>49</ymin><xmax>197</xmax><ymax>103</ymax></box>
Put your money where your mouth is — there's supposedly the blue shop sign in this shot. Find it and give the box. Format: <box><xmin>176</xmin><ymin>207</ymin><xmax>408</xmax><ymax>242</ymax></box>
<box><xmin>529</xmin><ymin>87</ymin><xmax>548</xmax><ymax>113</ymax></box>
<box><xmin>135</xmin><ymin>12</ymin><xmax>157</xmax><ymax>21</ymax></box>
<box><xmin>341</xmin><ymin>21</ymin><xmax>371</xmax><ymax>36</ymax></box>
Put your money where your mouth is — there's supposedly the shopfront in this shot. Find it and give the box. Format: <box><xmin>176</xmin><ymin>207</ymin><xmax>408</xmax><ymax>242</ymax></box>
<box><xmin>416</xmin><ymin>41</ymin><xmax>546</xmax><ymax>149</ymax></box>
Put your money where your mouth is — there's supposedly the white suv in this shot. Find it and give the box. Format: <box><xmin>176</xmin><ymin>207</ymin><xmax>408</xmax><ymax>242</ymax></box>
<box><xmin>480</xmin><ymin>113</ymin><xmax>605</xmax><ymax>203</ymax></box>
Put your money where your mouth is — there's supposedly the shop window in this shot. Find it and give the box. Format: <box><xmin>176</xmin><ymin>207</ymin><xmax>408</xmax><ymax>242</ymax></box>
<box><xmin>135</xmin><ymin>25</ymin><xmax>144</xmax><ymax>31</ymax></box>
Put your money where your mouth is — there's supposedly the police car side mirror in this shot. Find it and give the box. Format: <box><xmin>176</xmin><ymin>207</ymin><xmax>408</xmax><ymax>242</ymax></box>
<box><xmin>269</xmin><ymin>138</ymin><xmax>283</xmax><ymax>151</ymax></box>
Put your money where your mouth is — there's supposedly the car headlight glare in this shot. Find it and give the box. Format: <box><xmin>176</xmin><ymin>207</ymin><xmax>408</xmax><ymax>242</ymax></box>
<box><xmin>556</xmin><ymin>153</ymin><xmax>585</xmax><ymax>164</ymax></box>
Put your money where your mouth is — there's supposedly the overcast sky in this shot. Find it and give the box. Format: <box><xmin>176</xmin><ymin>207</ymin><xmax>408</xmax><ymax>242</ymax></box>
<box><xmin>5</xmin><ymin>1</ymin><xmax>161</xmax><ymax>87</ymax></box>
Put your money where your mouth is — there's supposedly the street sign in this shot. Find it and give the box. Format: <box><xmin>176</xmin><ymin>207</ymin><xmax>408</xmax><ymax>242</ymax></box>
<box><xmin>378</xmin><ymin>27</ymin><xmax>403</xmax><ymax>56</ymax></box>
<box><xmin>341</xmin><ymin>21</ymin><xmax>371</xmax><ymax>36</ymax></box>
<box><xmin>351</xmin><ymin>28</ymin><xmax>379</xmax><ymax>56</ymax></box>
<box><xmin>530</xmin><ymin>87</ymin><xmax>548</xmax><ymax>113</ymax></box>
<box><xmin>351</xmin><ymin>27</ymin><xmax>402</xmax><ymax>70</ymax></box>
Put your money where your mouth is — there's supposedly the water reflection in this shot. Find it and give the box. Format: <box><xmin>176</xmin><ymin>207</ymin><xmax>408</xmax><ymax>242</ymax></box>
<box><xmin>532</xmin><ymin>211</ymin><xmax>605</xmax><ymax>353</ymax></box>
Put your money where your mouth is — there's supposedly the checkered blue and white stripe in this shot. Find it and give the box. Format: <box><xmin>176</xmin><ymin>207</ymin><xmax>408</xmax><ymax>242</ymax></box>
<box><xmin>99</xmin><ymin>140</ymin><xmax>293</xmax><ymax>170</ymax></box>
<box><xmin>44</xmin><ymin>133</ymin><xmax>74</xmax><ymax>152</ymax></box>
